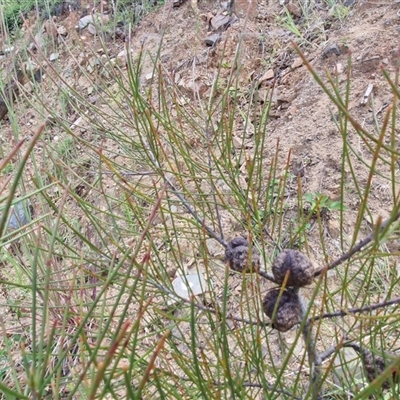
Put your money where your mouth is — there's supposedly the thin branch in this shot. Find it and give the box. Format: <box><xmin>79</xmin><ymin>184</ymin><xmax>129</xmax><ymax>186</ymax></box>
<box><xmin>319</xmin><ymin>338</ymin><xmax>352</xmax><ymax>362</ymax></box>
<box><xmin>320</xmin><ymin>344</ymin><xmax>342</xmax><ymax>362</ymax></box>
<box><xmin>148</xmin><ymin>278</ymin><xmax>400</xmax><ymax>329</ymax></box>
<box><xmin>183</xmin><ymin>294</ymin><xmax>400</xmax><ymax>329</ymax></box>
<box><xmin>258</xmin><ymin>270</ymin><xmax>278</xmax><ymax>283</ymax></box>
<box><xmin>89</xmin><ymin>170</ymin><xmax>157</xmax><ymax>176</ymax></box>
<box><xmin>314</xmin><ymin>210</ymin><xmax>400</xmax><ymax>277</ymax></box>
<box><xmin>143</xmin><ymin>139</ymin><xmax>228</xmax><ymax>247</ymax></box>
<box><xmin>310</xmin><ymin>296</ymin><xmax>400</xmax><ymax>322</ymax></box>
<box><xmin>298</xmin><ymin>293</ymin><xmax>322</xmax><ymax>400</ymax></box>
<box><xmin>165</xmin><ymin>177</ymin><xmax>228</xmax><ymax>247</ymax></box>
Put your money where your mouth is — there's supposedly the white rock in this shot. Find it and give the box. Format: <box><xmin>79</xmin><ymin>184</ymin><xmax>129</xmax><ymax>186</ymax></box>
<box><xmin>49</xmin><ymin>53</ymin><xmax>59</xmax><ymax>61</ymax></box>
<box><xmin>78</xmin><ymin>15</ymin><xmax>93</xmax><ymax>29</ymax></box>
<box><xmin>3</xmin><ymin>46</ymin><xmax>14</xmax><ymax>54</ymax></box>
<box><xmin>170</xmin><ymin>273</ymin><xmax>209</xmax><ymax>303</ymax></box>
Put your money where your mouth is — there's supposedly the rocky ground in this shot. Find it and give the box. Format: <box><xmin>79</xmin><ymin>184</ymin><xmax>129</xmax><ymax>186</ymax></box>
<box><xmin>2</xmin><ymin>0</ymin><xmax>399</xmax><ymax>236</ymax></box>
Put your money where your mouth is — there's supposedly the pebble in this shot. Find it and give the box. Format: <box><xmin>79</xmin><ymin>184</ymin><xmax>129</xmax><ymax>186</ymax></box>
<box><xmin>291</xmin><ymin>57</ymin><xmax>303</xmax><ymax>69</ymax></box>
<box><xmin>4</xmin><ymin>201</ymin><xmax>33</xmax><ymax>230</ymax></box>
<box><xmin>49</xmin><ymin>53</ymin><xmax>59</xmax><ymax>61</ymax></box>
<box><xmin>259</xmin><ymin>69</ymin><xmax>274</xmax><ymax>82</ymax></box>
<box><xmin>210</xmin><ymin>14</ymin><xmax>231</xmax><ymax>31</ymax></box>
<box><xmin>204</xmin><ymin>33</ymin><xmax>221</xmax><ymax>47</ymax></box>
<box><xmin>87</xmin><ymin>24</ymin><xmax>97</xmax><ymax>35</ymax></box>
<box><xmin>78</xmin><ymin>15</ymin><xmax>93</xmax><ymax>30</ymax></box>
<box><xmin>286</xmin><ymin>2</ymin><xmax>302</xmax><ymax>17</ymax></box>
<box><xmin>323</xmin><ymin>43</ymin><xmax>341</xmax><ymax>58</ymax></box>
<box><xmin>57</xmin><ymin>25</ymin><xmax>67</xmax><ymax>36</ymax></box>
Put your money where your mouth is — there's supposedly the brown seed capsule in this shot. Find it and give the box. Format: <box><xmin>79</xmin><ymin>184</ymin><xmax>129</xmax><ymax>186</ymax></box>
<box><xmin>271</xmin><ymin>249</ymin><xmax>314</xmax><ymax>287</ymax></box>
<box><xmin>262</xmin><ymin>288</ymin><xmax>301</xmax><ymax>332</ymax></box>
<box><xmin>348</xmin><ymin>343</ymin><xmax>399</xmax><ymax>389</ymax></box>
<box><xmin>225</xmin><ymin>237</ymin><xmax>261</xmax><ymax>273</ymax></box>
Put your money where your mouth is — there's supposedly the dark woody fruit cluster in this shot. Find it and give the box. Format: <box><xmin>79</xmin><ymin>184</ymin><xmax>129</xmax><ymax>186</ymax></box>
<box><xmin>225</xmin><ymin>237</ymin><xmax>261</xmax><ymax>273</ymax></box>
<box><xmin>271</xmin><ymin>249</ymin><xmax>314</xmax><ymax>288</ymax></box>
<box><xmin>262</xmin><ymin>288</ymin><xmax>301</xmax><ymax>332</ymax></box>
<box><xmin>226</xmin><ymin>238</ymin><xmax>314</xmax><ymax>332</ymax></box>
<box><xmin>264</xmin><ymin>249</ymin><xmax>314</xmax><ymax>331</ymax></box>
<box><xmin>348</xmin><ymin>343</ymin><xmax>399</xmax><ymax>389</ymax></box>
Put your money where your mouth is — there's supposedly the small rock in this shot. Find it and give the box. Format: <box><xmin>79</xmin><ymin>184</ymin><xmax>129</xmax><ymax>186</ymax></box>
<box><xmin>323</xmin><ymin>43</ymin><xmax>341</xmax><ymax>58</ymax></box>
<box><xmin>204</xmin><ymin>33</ymin><xmax>221</xmax><ymax>47</ymax></box>
<box><xmin>145</xmin><ymin>72</ymin><xmax>154</xmax><ymax>81</ymax></box>
<box><xmin>221</xmin><ymin>1</ymin><xmax>230</xmax><ymax>10</ymax></box>
<box><xmin>166</xmin><ymin>266</ymin><xmax>178</xmax><ymax>278</ymax></box>
<box><xmin>78</xmin><ymin>15</ymin><xmax>93</xmax><ymax>29</ymax></box>
<box><xmin>206</xmin><ymin>238</ymin><xmax>224</xmax><ymax>257</ymax></box>
<box><xmin>57</xmin><ymin>25</ymin><xmax>67</xmax><ymax>36</ymax></box>
<box><xmin>87</xmin><ymin>23</ymin><xmax>97</xmax><ymax>35</ymax></box>
<box><xmin>171</xmin><ymin>273</ymin><xmax>208</xmax><ymax>300</ymax></box>
<box><xmin>291</xmin><ymin>57</ymin><xmax>303</xmax><ymax>69</ymax></box>
<box><xmin>210</xmin><ymin>14</ymin><xmax>231</xmax><ymax>31</ymax></box>
<box><xmin>286</xmin><ymin>2</ymin><xmax>302</xmax><ymax>17</ymax></box>
<box><xmin>49</xmin><ymin>53</ymin><xmax>59</xmax><ymax>61</ymax></box>
<box><xmin>88</xmin><ymin>57</ymin><xmax>100</xmax><ymax>67</ymax></box>
<box><xmin>88</xmin><ymin>95</ymin><xmax>98</xmax><ymax>104</ymax></box>
<box><xmin>327</xmin><ymin>219</ymin><xmax>341</xmax><ymax>239</ymax></box>
<box><xmin>116</xmin><ymin>49</ymin><xmax>130</xmax><ymax>67</ymax></box>
<box><xmin>178</xmin><ymin>77</ymin><xmax>208</xmax><ymax>99</ymax></box>
<box><xmin>276</xmin><ymin>90</ymin><xmax>296</xmax><ymax>103</ymax></box>
<box><xmin>335</xmin><ymin>63</ymin><xmax>343</xmax><ymax>74</ymax></box>
<box><xmin>233</xmin><ymin>137</ymin><xmax>242</xmax><ymax>149</ymax></box>
<box><xmin>234</xmin><ymin>0</ymin><xmax>258</xmax><ymax>19</ymax></box>
<box><xmin>78</xmin><ymin>75</ymin><xmax>92</xmax><ymax>89</ymax></box>
<box><xmin>4</xmin><ymin>201</ymin><xmax>34</xmax><ymax>230</ymax></box>
<box><xmin>259</xmin><ymin>69</ymin><xmax>274</xmax><ymax>82</ymax></box>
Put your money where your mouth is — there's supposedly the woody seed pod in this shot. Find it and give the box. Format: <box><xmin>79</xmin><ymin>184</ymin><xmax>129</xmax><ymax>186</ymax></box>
<box><xmin>225</xmin><ymin>237</ymin><xmax>261</xmax><ymax>273</ymax></box>
<box><xmin>348</xmin><ymin>343</ymin><xmax>399</xmax><ymax>389</ymax></box>
<box><xmin>262</xmin><ymin>288</ymin><xmax>301</xmax><ymax>332</ymax></box>
<box><xmin>272</xmin><ymin>249</ymin><xmax>314</xmax><ymax>287</ymax></box>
